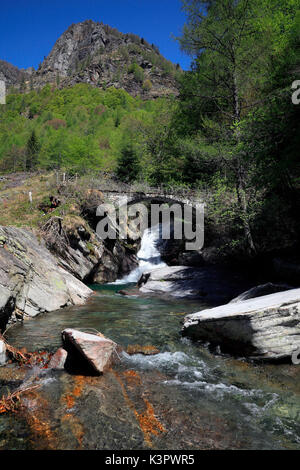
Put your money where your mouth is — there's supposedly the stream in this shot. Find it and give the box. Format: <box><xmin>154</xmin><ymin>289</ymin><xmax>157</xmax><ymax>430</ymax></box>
<box><xmin>1</xmin><ymin>228</ymin><xmax>300</xmax><ymax>450</ymax></box>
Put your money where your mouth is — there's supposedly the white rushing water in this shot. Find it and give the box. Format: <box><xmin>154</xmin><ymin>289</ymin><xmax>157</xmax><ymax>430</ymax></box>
<box><xmin>114</xmin><ymin>224</ymin><xmax>167</xmax><ymax>284</ymax></box>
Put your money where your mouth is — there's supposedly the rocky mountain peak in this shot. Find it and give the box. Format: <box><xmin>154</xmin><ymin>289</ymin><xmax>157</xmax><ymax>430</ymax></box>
<box><xmin>1</xmin><ymin>20</ymin><xmax>180</xmax><ymax>98</ymax></box>
<box><xmin>40</xmin><ymin>20</ymin><xmax>109</xmax><ymax>77</ymax></box>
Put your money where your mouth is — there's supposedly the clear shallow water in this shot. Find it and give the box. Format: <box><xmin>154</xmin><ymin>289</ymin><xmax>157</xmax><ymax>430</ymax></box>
<box><xmin>7</xmin><ymin>283</ymin><xmax>207</xmax><ymax>352</ymax></box>
<box><xmin>5</xmin><ymin>283</ymin><xmax>300</xmax><ymax>450</ymax></box>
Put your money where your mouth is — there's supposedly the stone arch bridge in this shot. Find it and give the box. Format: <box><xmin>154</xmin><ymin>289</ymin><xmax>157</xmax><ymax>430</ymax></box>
<box><xmin>97</xmin><ymin>189</ymin><xmax>205</xmax><ymax>251</ymax></box>
<box><xmin>101</xmin><ymin>189</ymin><xmax>204</xmax><ymax>209</ymax></box>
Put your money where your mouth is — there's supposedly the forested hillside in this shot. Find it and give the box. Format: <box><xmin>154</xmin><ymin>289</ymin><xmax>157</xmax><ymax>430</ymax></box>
<box><xmin>0</xmin><ymin>0</ymin><xmax>299</xmax><ymax>260</ymax></box>
<box><xmin>0</xmin><ymin>84</ymin><xmax>175</xmax><ymax>177</ymax></box>
<box><xmin>171</xmin><ymin>0</ymin><xmax>300</xmax><ymax>258</ymax></box>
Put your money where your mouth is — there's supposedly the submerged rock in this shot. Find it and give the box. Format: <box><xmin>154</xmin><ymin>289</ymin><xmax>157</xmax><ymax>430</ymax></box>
<box><xmin>0</xmin><ymin>226</ymin><xmax>92</xmax><ymax>329</ymax></box>
<box><xmin>230</xmin><ymin>283</ymin><xmax>292</xmax><ymax>303</ymax></box>
<box><xmin>62</xmin><ymin>329</ymin><xmax>121</xmax><ymax>374</ymax></box>
<box><xmin>48</xmin><ymin>348</ymin><xmax>68</xmax><ymax>370</ymax></box>
<box><xmin>183</xmin><ymin>288</ymin><xmax>300</xmax><ymax>360</ymax></box>
<box><xmin>126</xmin><ymin>344</ymin><xmax>160</xmax><ymax>356</ymax></box>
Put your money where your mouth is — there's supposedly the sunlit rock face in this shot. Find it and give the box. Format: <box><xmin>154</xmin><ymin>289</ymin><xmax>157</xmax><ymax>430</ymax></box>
<box><xmin>183</xmin><ymin>288</ymin><xmax>300</xmax><ymax>360</ymax></box>
<box><xmin>0</xmin><ymin>226</ymin><xmax>92</xmax><ymax>328</ymax></box>
<box><xmin>15</xmin><ymin>20</ymin><xmax>179</xmax><ymax>98</ymax></box>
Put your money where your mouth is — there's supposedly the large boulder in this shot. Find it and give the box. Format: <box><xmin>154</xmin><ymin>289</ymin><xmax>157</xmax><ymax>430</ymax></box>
<box><xmin>138</xmin><ymin>265</ymin><xmax>251</xmax><ymax>302</ymax></box>
<box><xmin>182</xmin><ymin>288</ymin><xmax>300</xmax><ymax>360</ymax></box>
<box><xmin>0</xmin><ymin>226</ymin><xmax>92</xmax><ymax>328</ymax></box>
<box><xmin>62</xmin><ymin>329</ymin><xmax>121</xmax><ymax>374</ymax></box>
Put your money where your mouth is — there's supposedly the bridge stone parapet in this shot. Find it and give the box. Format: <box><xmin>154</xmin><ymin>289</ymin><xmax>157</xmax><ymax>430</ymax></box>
<box><xmin>101</xmin><ymin>190</ymin><xmax>204</xmax><ymax>209</ymax></box>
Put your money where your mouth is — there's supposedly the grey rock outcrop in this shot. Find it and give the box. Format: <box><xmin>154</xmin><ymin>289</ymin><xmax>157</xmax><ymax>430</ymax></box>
<box><xmin>42</xmin><ymin>216</ymin><xmax>104</xmax><ymax>281</ymax></box>
<box><xmin>182</xmin><ymin>288</ymin><xmax>300</xmax><ymax>360</ymax></box>
<box><xmin>0</xmin><ymin>60</ymin><xmax>30</xmax><ymax>87</ymax></box>
<box><xmin>138</xmin><ymin>265</ymin><xmax>251</xmax><ymax>302</ymax></box>
<box><xmin>42</xmin><ymin>216</ymin><xmax>138</xmax><ymax>284</ymax></box>
<box><xmin>0</xmin><ymin>226</ymin><xmax>92</xmax><ymax>329</ymax></box>
<box><xmin>5</xmin><ymin>20</ymin><xmax>179</xmax><ymax>99</ymax></box>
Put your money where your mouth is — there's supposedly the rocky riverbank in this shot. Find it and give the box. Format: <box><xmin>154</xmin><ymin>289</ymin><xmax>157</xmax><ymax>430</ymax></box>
<box><xmin>0</xmin><ymin>174</ymin><xmax>141</xmax><ymax>330</ymax></box>
<box><xmin>0</xmin><ymin>172</ymin><xmax>299</xmax><ymax>366</ymax></box>
<box><xmin>182</xmin><ymin>288</ymin><xmax>300</xmax><ymax>361</ymax></box>
<box><xmin>0</xmin><ymin>226</ymin><xmax>92</xmax><ymax>330</ymax></box>
<box><xmin>0</xmin><ymin>220</ymin><xmax>137</xmax><ymax>330</ymax></box>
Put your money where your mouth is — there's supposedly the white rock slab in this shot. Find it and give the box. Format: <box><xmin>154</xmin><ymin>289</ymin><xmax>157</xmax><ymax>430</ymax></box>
<box><xmin>183</xmin><ymin>289</ymin><xmax>300</xmax><ymax>360</ymax></box>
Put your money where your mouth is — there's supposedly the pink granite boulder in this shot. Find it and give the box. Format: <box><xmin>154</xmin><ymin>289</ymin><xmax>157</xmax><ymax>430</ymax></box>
<box><xmin>62</xmin><ymin>329</ymin><xmax>121</xmax><ymax>374</ymax></box>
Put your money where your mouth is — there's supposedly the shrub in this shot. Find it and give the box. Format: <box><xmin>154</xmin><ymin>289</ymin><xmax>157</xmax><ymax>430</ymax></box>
<box><xmin>45</xmin><ymin>119</ymin><xmax>67</xmax><ymax>130</ymax></box>
<box><xmin>94</xmin><ymin>104</ymin><xmax>107</xmax><ymax>116</ymax></box>
<box><xmin>128</xmin><ymin>63</ymin><xmax>144</xmax><ymax>83</ymax></box>
<box><xmin>143</xmin><ymin>79</ymin><xmax>153</xmax><ymax>91</ymax></box>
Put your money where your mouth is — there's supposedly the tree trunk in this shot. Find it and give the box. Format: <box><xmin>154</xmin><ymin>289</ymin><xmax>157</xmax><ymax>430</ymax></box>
<box><xmin>232</xmin><ymin>65</ymin><xmax>256</xmax><ymax>256</ymax></box>
<box><xmin>236</xmin><ymin>167</ymin><xmax>257</xmax><ymax>256</ymax></box>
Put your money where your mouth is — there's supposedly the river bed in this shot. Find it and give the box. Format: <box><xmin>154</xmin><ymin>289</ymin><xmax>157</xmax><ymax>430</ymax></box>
<box><xmin>1</xmin><ymin>283</ymin><xmax>300</xmax><ymax>450</ymax></box>
<box><xmin>1</xmin><ymin>226</ymin><xmax>300</xmax><ymax>450</ymax></box>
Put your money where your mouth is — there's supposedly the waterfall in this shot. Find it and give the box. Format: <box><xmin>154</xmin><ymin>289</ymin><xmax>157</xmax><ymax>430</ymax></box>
<box><xmin>114</xmin><ymin>225</ymin><xmax>167</xmax><ymax>284</ymax></box>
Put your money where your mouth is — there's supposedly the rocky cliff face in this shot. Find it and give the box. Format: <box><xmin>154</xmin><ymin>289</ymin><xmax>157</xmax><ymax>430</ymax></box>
<box><xmin>0</xmin><ymin>219</ymin><xmax>138</xmax><ymax>330</ymax></box>
<box><xmin>0</xmin><ymin>226</ymin><xmax>92</xmax><ymax>330</ymax></box>
<box><xmin>41</xmin><ymin>214</ymin><xmax>138</xmax><ymax>284</ymax></box>
<box><xmin>0</xmin><ymin>60</ymin><xmax>29</xmax><ymax>87</ymax></box>
<box><xmin>3</xmin><ymin>20</ymin><xmax>180</xmax><ymax>98</ymax></box>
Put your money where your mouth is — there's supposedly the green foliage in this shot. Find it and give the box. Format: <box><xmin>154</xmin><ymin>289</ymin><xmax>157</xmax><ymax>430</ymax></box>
<box><xmin>116</xmin><ymin>143</ymin><xmax>140</xmax><ymax>183</ymax></box>
<box><xmin>142</xmin><ymin>79</ymin><xmax>153</xmax><ymax>91</ymax></box>
<box><xmin>26</xmin><ymin>130</ymin><xmax>40</xmax><ymax>170</ymax></box>
<box><xmin>171</xmin><ymin>0</ymin><xmax>300</xmax><ymax>255</ymax></box>
<box><xmin>0</xmin><ymin>84</ymin><xmax>172</xmax><ymax>176</ymax></box>
<box><xmin>128</xmin><ymin>62</ymin><xmax>144</xmax><ymax>83</ymax></box>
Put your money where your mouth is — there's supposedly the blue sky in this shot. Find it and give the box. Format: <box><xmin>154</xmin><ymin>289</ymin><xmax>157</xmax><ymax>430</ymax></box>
<box><xmin>0</xmin><ymin>0</ymin><xmax>192</xmax><ymax>71</ymax></box>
